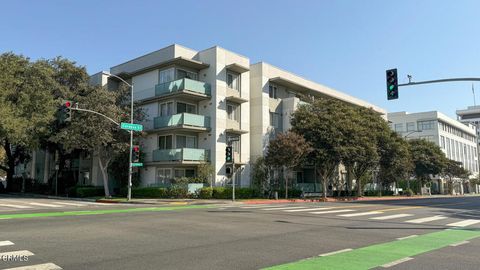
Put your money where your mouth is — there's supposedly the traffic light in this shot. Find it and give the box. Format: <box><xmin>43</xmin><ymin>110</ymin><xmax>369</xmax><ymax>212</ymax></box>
<box><xmin>132</xmin><ymin>145</ymin><xmax>140</xmax><ymax>163</ymax></box>
<box><xmin>225</xmin><ymin>164</ymin><xmax>233</xmax><ymax>177</ymax></box>
<box><xmin>386</xmin><ymin>69</ymin><xmax>398</xmax><ymax>100</ymax></box>
<box><xmin>59</xmin><ymin>100</ymin><xmax>73</xmax><ymax>123</ymax></box>
<box><xmin>225</xmin><ymin>146</ymin><xmax>233</xmax><ymax>163</ymax></box>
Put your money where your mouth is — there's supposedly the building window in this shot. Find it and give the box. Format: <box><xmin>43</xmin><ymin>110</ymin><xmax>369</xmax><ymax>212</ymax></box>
<box><xmin>446</xmin><ymin>138</ymin><xmax>451</xmax><ymax>158</ymax></box>
<box><xmin>440</xmin><ymin>136</ymin><xmax>445</xmax><ymax>149</ymax></box>
<box><xmin>226</xmin><ymin>71</ymin><xmax>240</xmax><ymax>91</ymax></box>
<box><xmin>176</xmin><ymin>135</ymin><xmax>196</xmax><ymax>148</ymax></box>
<box><xmin>159</xmin><ymin>68</ymin><xmax>175</xmax><ymax>83</ymax></box>
<box><xmin>394</xmin><ymin>123</ymin><xmax>403</xmax><ymax>132</ymax></box>
<box><xmin>174</xmin><ymin>169</ymin><xmax>196</xmax><ymax>178</ymax></box>
<box><xmin>158</xmin><ymin>135</ymin><xmax>173</xmax><ymax>149</ymax></box>
<box><xmin>227</xmin><ymin>103</ymin><xmax>239</xmax><ymax>121</ymax></box>
<box><xmin>418</xmin><ymin>120</ymin><xmax>435</xmax><ymax>131</ymax></box>
<box><xmin>176</xmin><ymin>69</ymin><xmax>198</xmax><ymax>80</ymax></box>
<box><xmin>177</xmin><ymin>102</ymin><xmax>196</xmax><ymax>114</ymax></box>
<box><xmin>269</xmin><ymin>84</ymin><xmax>278</xmax><ymax>99</ymax></box>
<box><xmin>406</xmin><ymin>122</ymin><xmax>415</xmax><ymax>132</ymax></box>
<box><xmin>156</xmin><ymin>168</ymin><xmax>172</xmax><ymax>184</ymax></box>
<box><xmin>270</xmin><ymin>111</ymin><xmax>282</xmax><ymax>129</ymax></box>
<box><xmin>160</xmin><ymin>102</ymin><xmax>174</xmax><ymax>116</ymax></box>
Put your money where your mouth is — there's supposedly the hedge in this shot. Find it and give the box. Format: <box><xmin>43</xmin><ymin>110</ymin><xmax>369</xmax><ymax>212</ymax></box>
<box><xmin>75</xmin><ymin>186</ymin><xmax>105</xmax><ymax>198</ymax></box>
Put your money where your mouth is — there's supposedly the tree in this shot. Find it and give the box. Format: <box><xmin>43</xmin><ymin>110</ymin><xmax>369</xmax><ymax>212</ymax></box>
<box><xmin>408</xmin><ymin>139</ymin><xmax>447</xmax><ymax>190</ymax></box>
<box><xmin>291</xmin><ymin>98</ymin><xmax>349</xmax><ymax>200</ymax></box>
<box><xmin>443</xmin><ymin>159</ymin><xmax>469</xmax><ymax>194</ymax></box>
<box><xmin>0</xmin><ymin>53</ymin><xmax>57</xmax><ymax>189</ymax></box>
<box><xmin>378</xmin><ymin>130</ymin><xmax>413</xmax><ymax>190</ymax></box>
<box><xmin>265</xmin><ymin>131</ymin><xmax>312</xmax><ymax>198</ymax></box>
<box><xmin>197</xmin><ymin>159</ymin><xmax>215</xmax><ymax>187</ymax></box>
<box><xmin>250</xmin><ymin>157</ymin><xmax>269</xmax><ymax>196</ymax></box>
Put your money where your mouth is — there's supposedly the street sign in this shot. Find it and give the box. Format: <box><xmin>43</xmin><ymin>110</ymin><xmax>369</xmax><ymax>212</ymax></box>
<box><xmin>120</xmin><ymin>122</ymin><xmax>143</xmax><ymax>132</ymax></box>
<box><xmin>131</xmin><ymin>162</ymin><xmax>143</xmax><ymax>167</ymax></box>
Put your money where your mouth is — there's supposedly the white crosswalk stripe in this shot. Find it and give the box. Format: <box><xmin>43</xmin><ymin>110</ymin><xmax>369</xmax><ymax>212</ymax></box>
<box><xmin>1</xmin><ymin>263</ymin><xmax>63</xmax><ymax>270</ymax></box>
<box><xmin>284</xmin><ymin>207</ymin><xmax>333</xmax><ymax>212</ymax></box>
<box><xmin>370</xmin><ymin>214</ymin><xmax>413</xmax><ymax>220</ymax></box>
<box><xmin>0</xmin><ymin>241</ymin><xmax>14</xmax><ymax>247</ymax></box>
<box><xmin>28</xmin><ymin>203</ymin><xmax>63</xmax><ymax>208</ymax></box>
<box><xmin>0</xmin><ymin>250</ymin><xmax>34</xmax><ymax>257</ymax></box>
<box><xmin>241</xmin><ymin>205</ymin><xmax>290</xmax><ymax>209</ymax></box>
<box><xmin>310</xmin><ymin>209</ymin><xmax>355</xmax><ymax>214</ymax></box>
<box><xmin>447</xmin><ymin>219</ymin><xmax>480</xmax><ymax>227</ymax></box>
<box><xmin>0</xmin><ymin>204</ymin><xmax>33</xmax><ymax>209</ymax></box>
<box><xmin>405</xmin><ymin>215</ymin><xmax>447</xmax><ymax>224</ymax></box>
<box><xmin>261</xmin><ymin>206</ymin><xmax>307</xmax><ymax>211</ymax></box>
<box><xmin>338</xmin><ymin>211</ymin><xmax>383</xmax><ymax>217</ymax></box>
<box><xmin>52</xmin><ymin>202</ymin><xmax>86</xmax><ymax>206</ymax></box>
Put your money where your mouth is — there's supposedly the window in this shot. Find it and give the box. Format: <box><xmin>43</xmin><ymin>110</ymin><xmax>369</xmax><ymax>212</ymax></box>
<box><xmin>176</xmin><ymin>135</ymin><xmax>196</xmax><ymax>148</ymax></box>
<box><xmin>228</xmin><ymin>135</ymin><xmax>240</xmax><ymax>153</ymax></box>
<box><xmin>158</xmin><ymin>135</ymin><xmax>173</xmax><ymax>149</ymax></box>
<box><xmin>176</xmin><ymin>69</ymin><xmax>198</xmax><ymax>80</ymax></box>
<box><xmin>269</xmin><ymin>84</ymin><xmax>278</xmax><ymax>99</ymax></box>
<box><xmin>227</xmin><ymin>103</ymin><xmax>239</xmax><ymax>121</ymax></box>
<box><xmin>160</xmin><ymin>102</ymin><xmax>173</xmax><ymax>116</ymax></box>
<box><xmin>159</xmin><ymin>68</ymin><xmax>174</xmax><ymax>83</ymax></box>
<box><xmin>270</xmin><ymin>111</ymin><xmax>282</xmax><ymax>129</ymax></box>
<box><xmin>177</xmin><ymin>102</ymin><xmax>196</xmax><ymax>114</ymax></box>
<box><xmin>406</xmin><ymin>122</ymin><xmax>415</xmax><ymax>132</ymax></box>
<box><xmin>226</xmin><ymin>71</ymin><xmax>240</xmax><ymax>91</ymax></box>
<box><xmin>440</xmin><ymin>136</ymin><xmax>445</xmax><ymax>149</ymax></box>
<box><xmin>394</xmin><ymin>123</ymin><xmax>403</xmax><ymax>132</ymax></box>
<box><xmin>446</xmin><ymin>138</ymin><xmax>451</xmax><ymax>158</ymax></box>
<box><xmin>156</xmin><ymin>168</ymin><xmax>172</xmax><ymax>184</ymax></box>
<box><xmin>418</xmin><ymin>120</ymin><xmax>435</xmax><ymax>130</ymax></box>
<box><xmin>174</xmin><ymin>169</ymin><xmax>196</xmax><ymax>178</ymax></box>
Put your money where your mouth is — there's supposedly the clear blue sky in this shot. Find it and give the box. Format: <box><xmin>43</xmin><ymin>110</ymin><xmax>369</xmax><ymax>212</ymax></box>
<box><xmin>1</xmin><ymin>0</ymin><xmax>480</xmax><ymax>118</ymax></box>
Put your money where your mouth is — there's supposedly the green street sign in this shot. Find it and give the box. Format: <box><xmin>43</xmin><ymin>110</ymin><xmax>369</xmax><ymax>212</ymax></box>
<box><xmin>120</xmin><ymin>122</ymin><xmax>143</xmax><ymax>132</ymax></box>
<box><xmin>131</xmin><ymin>162</ymin><xmax>143</xmax><ymax>167</ymax></box>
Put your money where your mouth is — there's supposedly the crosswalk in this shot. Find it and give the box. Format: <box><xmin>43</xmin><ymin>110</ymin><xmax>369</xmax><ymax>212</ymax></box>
<box><xmin>0</xmin><ymin>240</ymin><xmax>62</xmax><ymax>270</ymax></box>
<box><xmin>222</xmin><ymin>203</ymin><xmax>480</xmax><ymax>228</ymax></box>
<box><xmin>0</xmin><ymin>199</ymin><xmax>115</xmax><ymax>212</ymax></box>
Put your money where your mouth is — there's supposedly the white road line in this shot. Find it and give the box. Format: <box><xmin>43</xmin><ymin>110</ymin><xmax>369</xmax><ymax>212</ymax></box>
<box><xmin>28</xmin><ymin>202</ymin><xmax>63</xmax><ymax>208</ymax></box>
<box><xmin>310</xmin><ymin>209</ymin><xmax>355</xmax><ymax>215</ymax></box>
<box><xmin>52</xmin><ymin>202</ymin><xmax>85</xmax><ymax>206</ymax></box>
<box><xmin>0</xmin><ymin>204</ymin><xmax>33</xmax><ymax>209</ymax></box>
<box><xmin>447</xmin><ymin>219</ymin><xmax>480</xmax><ymax>227</ymax></box>
<box><xmin>319</xmin><ymin>248</ymin><xmax>352</xmax><ymax>257</ymax></box>
<box><xmin>261</xmin><ymin>206</ymin><xmax>307</xmax><ymax>211</ymax></box>
<box><xmin>396</xmin><ymin>235</ymin><xmax>418</xmax><ymax>240</ymax></box>
<box><xmin>370</xmin><ymin>214</ymin><xmax>413</xmax><ymax>220</ymax></box>
<box><xmin>284</xmin><ymin>207</ymin><xmax>333</xmax><ymax>212</ymax></box>
<box><xmin>0</xmin><ymin>241</ymin><xmax>14</xmax><ymax>247</ymax></box>
<box><xmin>241</xmin><ymin>205</ymin><xmax>290</xmax><ymax>209</ymax></box>
<box><xmin>0</xmin><ymin>250</ymin><xmax>34</xmax><ymax>257</ymax></box>
<box><xmin>1</xmin><ymin>263</ymin><xmax>63</xmax><ymax>270</ymax></box>
<box><xmin>450</xmin><ymin>240</ymin><xmax>470</xmax><ymax>247</ymax></box>
<box><xmin>381</xmin><ymin>257</ymin><xmax>414</xmax><ymax>268</ymax></box>
<box><xmin>338</xmin><ymin>211</ymin><xmax>383</xmax><ymax>217</ymax></box>
<box><xmin>405</xmin><ymin>215</ymin><xmax>447</xmax><ymax>224</ymax></box>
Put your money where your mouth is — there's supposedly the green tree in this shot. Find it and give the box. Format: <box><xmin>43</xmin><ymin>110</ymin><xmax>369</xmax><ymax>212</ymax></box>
<box><xmin>0</xmin><ymin>53</ymin><xmax>57</xmax><ymax>188</ymax></box>
<box><xmin>197</xmin><ymin>158</ymin><xmax>215</xmax><ymax>187</ymax></box>
<box><xmin>265</xmin><ymin>131</ymin><xmax>312</xmax><ymax>198</ymax></box>
<box><xmin>408</xmin><ymin>139</ymin><xmax>447</xmax><ymax>190</ymax></box>
<box><xmin>378</xmin><ymin>130</ymin><xmax>413</xmax><ymax>190</ymax></box>
<box><xmin>443</xmin><ymin>159</ymin><xmax>469</xmax><ymax>194</ymax></box>
<box><xmin>250</xmin><ymin>157</ymin><xmax>269</xmax><ymax>196</ymax></box>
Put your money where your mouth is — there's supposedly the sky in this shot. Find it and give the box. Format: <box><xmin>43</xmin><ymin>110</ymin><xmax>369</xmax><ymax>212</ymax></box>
<box><xmin>1</xmin><ymin>0</ymin><xmax>480</xmax><ymax>118</ymax></box>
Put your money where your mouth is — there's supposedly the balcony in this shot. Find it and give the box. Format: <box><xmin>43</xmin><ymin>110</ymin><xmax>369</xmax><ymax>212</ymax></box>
<box><xmin>152</xmin><ymin>148</ymin><xmax>209</xmax><ymax>163</ymax></box>
<box><xmin>150</xmin><ymin>113</ymin><xmax>210</xmax><ymax>132</ymax></box>
<box><xmin>155</xmin><ymin>78</ymin><xmax>211</xmax><ymax>100</ymax></box>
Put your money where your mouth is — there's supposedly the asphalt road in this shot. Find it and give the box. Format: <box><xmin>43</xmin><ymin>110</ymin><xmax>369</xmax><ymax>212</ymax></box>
<box><xmin>1</xmin><ymin>195</ymin><xmax>480</xmax><ymax>270</ymax></box>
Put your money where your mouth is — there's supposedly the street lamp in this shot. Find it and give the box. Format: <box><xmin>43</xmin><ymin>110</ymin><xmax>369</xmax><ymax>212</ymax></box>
<box><xmin>102</xmin><ymin>71</ymin><xmax>134</xmax><ymax>201</ymax></box>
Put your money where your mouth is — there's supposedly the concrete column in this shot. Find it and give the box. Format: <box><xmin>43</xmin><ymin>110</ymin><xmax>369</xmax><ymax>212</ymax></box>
<box><xmin>439</xmin><ymin>179</ymin><xmax>445</xmax><ymax>194</ymax></box>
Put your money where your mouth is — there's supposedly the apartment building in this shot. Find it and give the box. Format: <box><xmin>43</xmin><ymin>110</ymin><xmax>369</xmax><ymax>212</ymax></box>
<box><xmin>456</xmin><ymin>105</ymin><xmax>480</xmax><ymax>147</ymax></box>
<box><xmin>388</xmin><ymin>111</ymin><xmax>479</xmax><ymax>194</ymax></box>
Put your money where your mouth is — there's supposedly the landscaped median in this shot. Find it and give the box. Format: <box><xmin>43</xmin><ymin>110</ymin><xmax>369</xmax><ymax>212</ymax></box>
<box><xmin>261</xmin><ymin>229</ymin><xmax>480</xmax><ymax>270</ymax></box>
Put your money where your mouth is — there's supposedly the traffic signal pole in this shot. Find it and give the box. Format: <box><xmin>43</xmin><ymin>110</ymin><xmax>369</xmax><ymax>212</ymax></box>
<box><xmin>398</xmin><ymin>77</ymin><xmax>480</xmax><ymax>87</ymax></box>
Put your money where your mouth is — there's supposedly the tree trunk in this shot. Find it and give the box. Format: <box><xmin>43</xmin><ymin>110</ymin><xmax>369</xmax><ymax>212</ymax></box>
<box><xmin>284</xmin><ymin>166</ymin><xmax>288</xmax><ymax>199</ymax></box>
<box><xmin>98</xmin><ymin>156</ymin><xmax>111</xmax><ymax>198</ymax></box>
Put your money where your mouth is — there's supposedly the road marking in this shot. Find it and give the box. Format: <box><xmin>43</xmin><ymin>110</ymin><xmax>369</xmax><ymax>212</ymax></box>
<box><xmin>405</xmin><ymin>215</ymin><xmax>447</xmax><ymax>224</ymax></box>
<box><xmin>0</xmin><ymin>250</ymin><xmax>34</xmax><ymax>257</ymax></box>
<box><xmin>0</xmin><ymin>204</ymin><xmax>33</xmax><ymax>209</ymax></box>
<box><xmin>52</xmin><ymin>202</ymin><xmax>85</xmax><ymax>206</ymax></box>
<box><xmin>338</xmin><ymin>211</ymin><xmax>382</xmax><ymax>217</ymax></box>
<box><xmin>310</xmin><ymin>209</ymin><xmax>355</xmax><ymax>214</ymax></box>
<box><xmin>381</xmin><ymin>257</ymin><xmax>414</xmax><ymax>268</ymax></box>
<box><xmin>28</xmin><ymin>202</ymin><xmax>63</xmax><ymax>208</ymax></box>
<box><xmin>261</xmin><ymin>206</ymin><xmax>306</xmax><ymax>211</ymax></box>
<box><xmin>447</xmin><ymin>219</ymin><xmax>480</xmax><ymax>227</ymax></box>
<box><xmin>396</xmin><ymin>235</ymin><xmax>418</xmax><ymax>240</ymax></box>
<box><xmin>370</xmin><ymin>214</ymin><xmax>413</xmax><ymax>220</ymax></box>
<box><xmin>0</xmin><ymin>240</ymin><xmax>14</xmax><ymax>247</ymax></box>
<box><xmin>284</xmin><ymin>207</ymin><xmax>333</xmax><ymax>212</ymax></box>
<box><xmin>376</xmin><ymin>206</ymin><xmax>424</xmax><ymax>212</ymax></box>
<box><xmin>241</xmin><ymin>205</ymin><xmax>290</xmax><ymax>209</ymax></box>
<box><xmin>450</xmin><ymin>240</ymin><xmax>469</xmax><ymax>247</ymax></box>
<box><xmin>319</xmin><ymin>248</ymin><xmax>352</xmax><ymax>257</ymax></box>
<box><xmin>2</xmin><ymin>263</ymin><xmax>63</xmax><ymax>270</ymax></box>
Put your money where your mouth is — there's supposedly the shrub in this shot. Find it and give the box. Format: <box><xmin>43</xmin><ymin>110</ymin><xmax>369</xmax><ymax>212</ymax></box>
<box><xmin>198</xmin><ymin>187</ymin><xmax>213</xmax><ymax>199</ymax></box>
<box><xmin>277</xmin><ymin>188</ymin><xmax>303</xmax><ymax>198</ymax></box>
<box><xmin>404</xmin><ymin>189</ymin><xmax>414</xmax><ymax>197</ymax></box>
<box><xmin>132</xmin><ymin>187</ymin><xmax>169</xmax><ymax>198</ymax></box>
<box><xmin>75</xmin><ymin>186</ymin><xmax>105</xmax><ymax>198</ymax></box>
<box><xmin>168</xmin><ymin>185</ymin><xmax>188</xmax><ymax>198</ymax></box>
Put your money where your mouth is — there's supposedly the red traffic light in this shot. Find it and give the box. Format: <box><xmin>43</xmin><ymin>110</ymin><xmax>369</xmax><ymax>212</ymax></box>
<box><xmin>133</xmin><ymin>145</ymin><xmax>140</xmax><ymax>152</ymax></box>
<box><xmin>64</xmin><ymin>101</ymin><xmax>71</xmax><ymax>108</ymax></box>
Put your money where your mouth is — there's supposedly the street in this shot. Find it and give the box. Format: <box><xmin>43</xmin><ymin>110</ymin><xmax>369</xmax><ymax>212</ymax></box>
<box><xmin>1</xmin><ymin>195</ymin><xmax>480</xmax><ymax>270</ymax></box>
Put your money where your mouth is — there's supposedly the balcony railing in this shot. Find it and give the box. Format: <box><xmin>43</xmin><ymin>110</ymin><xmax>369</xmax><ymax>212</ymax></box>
<box><xmin>152</xmin><ymin>148</ymin><xmax>209</xmax><ymax>162</ymax></box>
<box><xmin>155</xmin><ymin>78</ymin><xmax>211</xmax><ymax>97</ymax></box>
<box><xmin>154</xmin><ymin>113</ymin><xmax>210</xmax><ymax>130</ymax></box>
